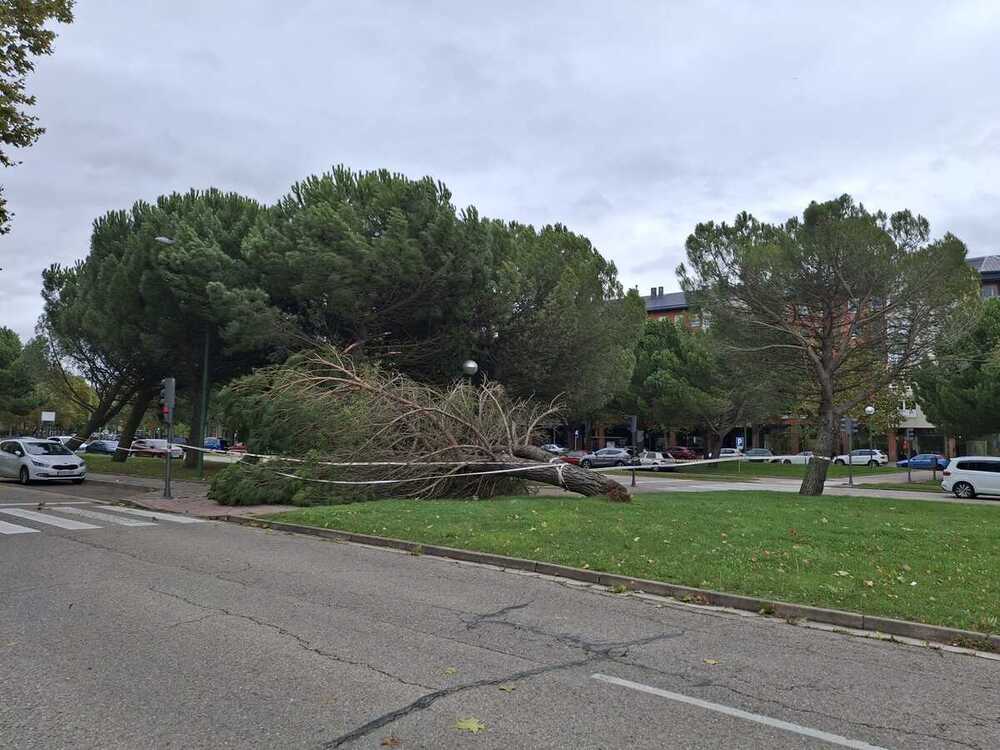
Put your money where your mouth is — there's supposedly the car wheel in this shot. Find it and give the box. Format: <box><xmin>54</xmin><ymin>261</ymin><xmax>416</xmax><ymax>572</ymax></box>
<box><xmin>834</xmin><ymin>459</ymin><xmax>845</xmax><ymax>465</ymax></box>
<box><xmin>953</xmin><ymin>482</ymin><xmax>975</xmax><ymax>499</ymax></box>
<box><xmin>867</xmin><ymin>460</ymin><xmax>878</xmax><ymax>467</ymax></box>
<box><xmin>18</xmin><ymin>466</ymin><xmax>30</xmax><ymax>485</ymax></box>
<box><xmin>782</xmin><ymin>459</ymin><xmax>791</xmax><ymax>464</ymax></box>
<box><xmin>580</xmin><ymin>460</ymin><xmax>591</xmax><ymax>468</ymax></box>
<box><xmin>616</xmin><ymin>460</ymin><xmax>626</xmax><ymax>467</ymax></box>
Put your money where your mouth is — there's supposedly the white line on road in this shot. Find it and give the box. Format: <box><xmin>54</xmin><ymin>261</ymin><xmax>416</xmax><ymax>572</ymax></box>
<box><xmin>52</xmin><ymin>506</ymin><xmax>156</xmax><ymax>527</ymax></box>
<box><xmin>0</xmin><ymin>501</ymin><xmax>93</xmax><ymax>507</ymax></box>
<box><xmin>95</xmin><ymin>506</ymin><xmax>207</xmax><ymax>524</ymax></box>
<box><xmin>0</xmin><ymin>508</ymin><xmax>100</xmax><ymax>530</ymax></box>
<box><xmin>591</xmin><ymin>674</ymin><xmax>889</xmax><ymax>750</ymax></box>
<box><xmin>0</xmin><ymin>519</ymin><xmax>40</xmax><ymax>535</ymax></box>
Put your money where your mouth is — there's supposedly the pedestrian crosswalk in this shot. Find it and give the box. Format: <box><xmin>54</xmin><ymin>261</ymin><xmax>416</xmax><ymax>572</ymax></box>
<box><xmin>0</xmin><ymin>503</ymin><xmax>207</xmax><ymax>536</ymax></box>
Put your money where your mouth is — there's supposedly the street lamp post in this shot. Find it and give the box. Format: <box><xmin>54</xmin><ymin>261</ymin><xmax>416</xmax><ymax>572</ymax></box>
<box><xmin>462</xmin><ymin>360</ymin><xmax>479</xmax><ymax>379</ymax></box>
<box><xmin>155</xmin><ymin>235</ymin><xmax>209</xmax><ymax>479</ymax></box>
<box><xmin>864</xmin><ymin>405</ymin><xmax>875</xmax><ymax>452</ymax></box>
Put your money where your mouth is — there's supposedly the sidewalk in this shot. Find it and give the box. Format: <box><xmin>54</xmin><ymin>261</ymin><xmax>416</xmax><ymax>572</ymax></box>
<box><xmin>87</xmin><ymin>472</ymin><xmax>297</xmax><ymax>518</ymax></box>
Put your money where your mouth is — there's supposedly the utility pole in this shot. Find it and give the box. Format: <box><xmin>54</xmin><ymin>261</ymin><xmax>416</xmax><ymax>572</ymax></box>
<box><xmin>198</xmin><ymin>330</ymin><xmax>210</xmax><ymax>480</ymax></box>
<box><xmin>159</xmin><ymin>377</ymin><xmax>176</xmax><ymax>499</ymax></box>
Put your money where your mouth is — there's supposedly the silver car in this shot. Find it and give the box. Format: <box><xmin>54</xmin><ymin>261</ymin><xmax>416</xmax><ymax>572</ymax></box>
<box><xmin>0</xmin><ymin>438</ymin><xmax>88</xmax><ymax>484</ymax></box>
<box><xmin>579</xmin><ymin>447</ymin><xmax>638</xmax><ymax>468</ymax></box>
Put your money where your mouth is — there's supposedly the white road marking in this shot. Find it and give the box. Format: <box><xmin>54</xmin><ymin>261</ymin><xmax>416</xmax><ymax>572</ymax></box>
<box><xmin>591</xmin><ymin>674</ymin><xmax>889</xmax><ymax>750</ymax></box>
<box><xmin>0</xmin><ymin>501</ymin><xmax>92</xmax><ymax>507</ymax></box>
<box><xmin>0</xmin><ymin>519</ymin><xmax>40</xmax><ymax>535</ymax></box>
<box><xmin>95</xmin><ymin>506</ymin><xmax>207</xmax><ymax>524</ymax></box>
<box><xmin>0</xmin><ymin>508</ymin><xmax>100</xmax><ymax>530</ymax></box>
<box><xmin>52</xmin><ymin>506</ymin><xmax>156</xmax><ymax>527</ymax></box>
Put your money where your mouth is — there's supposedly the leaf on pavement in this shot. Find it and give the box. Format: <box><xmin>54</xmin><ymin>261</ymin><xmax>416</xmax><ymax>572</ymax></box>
<box><xmin>498</xmin><ymin>684</ymin><xmax>516</xmax><ymax>693</ymax></box>
<box><xmin>454</xmin><ymin>717</ymin><xmax>487</xmax><ymax>734</ymax></box>
<box><xmin>703</xmin><ymin>658</ymin><xmax>720</xmax><ymax>665</ymax></box>
<box><xmin>381</xmin><ymin>737</ymin><xmax>402</xmax><ymax>748</ymax></box>
<box><xmin>443</xmin><ymin>667</ymin><xmax>458</xmax><ymax>675</ymax></box>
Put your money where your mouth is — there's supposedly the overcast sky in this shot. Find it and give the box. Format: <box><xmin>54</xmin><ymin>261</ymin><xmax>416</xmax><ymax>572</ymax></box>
<box><xmin>2</xmin><ymin>1</ymin><xmax>998</xmax><ymax>340</ymax></box>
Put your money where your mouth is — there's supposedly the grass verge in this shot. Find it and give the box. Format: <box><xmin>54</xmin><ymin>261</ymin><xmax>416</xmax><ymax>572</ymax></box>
<box><xmin>83</xmin><ymin>454</ymin><xmax>224</xmax><ymax>481</ymax></box>
<box><xmin>266</xmin><ymin>491</ymin><xmax>1000</xmax><ymax>633</ymax></box>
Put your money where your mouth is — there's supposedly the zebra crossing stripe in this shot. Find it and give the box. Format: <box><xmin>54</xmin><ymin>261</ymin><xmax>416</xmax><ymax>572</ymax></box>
<box><xmin>0</xmin><ymin>508</ymin><xmax>100</xmax><ymax>530</ymax></box>
<box><xmin>0</xmin><ymin>519</ymin><xmax>39</xmax><ymax>535</ymax></box>
<box><xmin>53</xmin><ymin>506</ymin><xmax>156</xmax><ymax>527</ymax></box>
<box><xmin>95</xmin><ymin>506</ymin><xmax>207</xmax><ymax>524</ymax></box>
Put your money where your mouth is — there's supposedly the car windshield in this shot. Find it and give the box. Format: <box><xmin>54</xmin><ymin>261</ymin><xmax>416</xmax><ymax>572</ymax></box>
<box><xmin>23</xmin><ymin>441</ymin><xmax>73</xmax><ymax>456</ymax></box>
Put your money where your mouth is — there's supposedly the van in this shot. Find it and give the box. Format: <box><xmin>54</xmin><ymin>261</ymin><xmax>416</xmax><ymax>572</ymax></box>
<box><xmin>941</xmin><ymin>456</ymin><xmax>1000</xmax><ymax>498</ymax></box>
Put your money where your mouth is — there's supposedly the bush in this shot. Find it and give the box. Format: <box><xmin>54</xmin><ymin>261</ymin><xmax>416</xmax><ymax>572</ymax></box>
<box><xmin>208</xmin><ymin>462</ymin><xmax>367</xmax><ymax>507</ymax></box>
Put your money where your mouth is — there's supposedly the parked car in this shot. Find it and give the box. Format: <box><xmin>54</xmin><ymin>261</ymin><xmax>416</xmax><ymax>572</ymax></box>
<box><xmin>203</xmin><ymin>437</ymin><xmax>228</xmax><ymax>451</ymax></box>
<box><xmin>896</xmin><ymin>453</ymin><xmax>948</xmax><ymax>471</ymax></box>
<box><xmin>130</xmin><ymin>439</ymin><xmax>183</xmax><ymax>459</ymax></box>
<box><xmin>540</xmin><ymin>443</ymin><xmax>567</xmax><ymax>455</ymax></box>
<box><xmin>637</xmin><ymin>451</ymin><xmax>676</xmax><ymax>471</ymax></box>
<box><xmin>718</xmin><ymin>448</ymin><xmax>743</xmax><ymax>459</ymax></box>
<box><xmin>744</xmin><ymin>448</ymin><xmax>775</xmax><ymax>463</ymax></box>
<box><xmin>666</xmin><ymin>446</ymin><xmax>697</xmax><ymax>461</ymax></box>
<box><xmin>0</xmin><ymin>438</ymin><xmax>87</xmax><ymax>484</ymax></box>
<box><xmin>785</xmin><ymin>451</ymin><xmax>814</xmax><ymax>465</ymax></box>
<box><xmin>579</xmin><ymin>447</ymin><xmax>638</xmax><ymax>468</ymax></box>
<box><xmin>84</xmin><ymin>439</ymin><xmax>119</xmax><ymax>455</ymax></box>
<box><xmin>558</xmin><ymin>450</ymin><xmax>589</xmax><ymax>465</ymax></box>
<box><xmin>833</xmin><ymin>448</ymin><xmax>888</xmax><ymax>467</ymax></box>
<box><xmin>941</xmin><ymin>457</ymin><xmax>1000</xmax><ymax>498</ymax></box>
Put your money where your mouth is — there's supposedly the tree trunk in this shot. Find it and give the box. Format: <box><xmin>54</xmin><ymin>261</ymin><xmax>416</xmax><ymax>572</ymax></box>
<box><xmin>800</xmin><ymin>404</ymin><xmax>835</xmax><ymax>496</ymax></box>
<box><xmin>65</xmin><ymin>385</ymin><xmax>135</xmax><ymax>451</ymax></box>
<box><xmin>512</xmin><ymin>445</ymin><xmax>630</xmax><ymax>501</ymax></box>
<box><xmin>112</xmin><ymin>386</ymin><xmax>155</xmax><ymax>463</ymax></box>
<box><xmin>184</xmin><ymin>369</ymin><xmax>204</xmax><ymax>469</ymax></box>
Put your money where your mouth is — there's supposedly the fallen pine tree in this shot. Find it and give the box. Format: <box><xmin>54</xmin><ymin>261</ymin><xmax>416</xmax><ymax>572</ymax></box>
<box><xmin>210</xmin><ymin>346</ymin><xmax>629</xmax><ymax>505</ymax></box>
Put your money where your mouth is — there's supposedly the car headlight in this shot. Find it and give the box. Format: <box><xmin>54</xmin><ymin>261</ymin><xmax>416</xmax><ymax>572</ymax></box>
<box><xmin>31</xmin><ymin>459</ymin><xmax>46</xmax><ymax>467</ymax></box>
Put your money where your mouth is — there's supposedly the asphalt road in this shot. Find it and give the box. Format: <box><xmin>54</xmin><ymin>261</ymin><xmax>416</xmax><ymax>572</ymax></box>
<box><xmin>1</xmin><ymin>480</ymin><xmax>998</xmax><ymax>749</ymax></box>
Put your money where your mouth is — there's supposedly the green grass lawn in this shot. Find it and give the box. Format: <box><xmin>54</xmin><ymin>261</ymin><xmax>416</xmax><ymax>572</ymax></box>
<box><xmin>82</xmin><ymin>454</ymin><xmax>224</xmax><ymax>481</ymax></box>
<box><xmin>267</xmin><ymin>492</ymin><xmax>1000</xmax><ymax>634</ymax></box>
<box><xmin>671</xmin><ymin>461</ymin><xmax>901</xmax><ymax>480</ymax></box>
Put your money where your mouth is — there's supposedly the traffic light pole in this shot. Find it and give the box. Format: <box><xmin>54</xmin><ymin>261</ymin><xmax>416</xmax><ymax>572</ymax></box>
<box><xmin>164</xmin><ymin>420</ymin><xmax>173</xmax><ymax>499</ymax></box>
<box><xmin>847</xmin><ymin>423</ymin><xmax>854</xmax><ymax>488</ymax></box>
<box><xmin>160</xmin><ymin>377</ymin><xmax>176</xmax><ymax>499</ymax></box>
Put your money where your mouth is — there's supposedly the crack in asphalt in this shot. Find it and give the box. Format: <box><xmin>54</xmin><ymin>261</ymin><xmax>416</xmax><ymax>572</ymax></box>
<box><xmin>148</xmin><ymin>587</ymin><xmax>434</xmax><ymax>692</ymax></box>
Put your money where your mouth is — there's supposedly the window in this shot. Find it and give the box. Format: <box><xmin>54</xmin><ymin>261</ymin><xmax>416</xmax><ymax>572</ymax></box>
<box><xmin>23</xmin><ymin>441</ymin><xmax>73</xmax><ymax>456</ymax></box>
<box><xmin>981</xmin><ymin>285</ymin><xmax>998</xmax><ymax>299</ymax></box>
<box><xmin>957</xmin><ymin>461</ymin><xmax>1000</xmax><ymax>472</ymax></box>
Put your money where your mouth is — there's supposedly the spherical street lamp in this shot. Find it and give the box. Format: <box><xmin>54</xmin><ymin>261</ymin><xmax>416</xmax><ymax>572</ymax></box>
<box><xmin>462</xmin><ymin>360</ymin><xmax>479</xmax><ymax>377</ymax></box>
<box><xmin>864</xmin><ymin>405</ymin><xmax>876</xmax><ymax>451</ymax></box>
<box><xmin>864</xmin><ymin>405</ymin><xmax>875</xmax><ymax>416</ymax></box>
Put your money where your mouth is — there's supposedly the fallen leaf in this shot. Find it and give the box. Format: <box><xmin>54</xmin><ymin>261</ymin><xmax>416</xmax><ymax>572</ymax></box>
<box><xmin>703</xmin><ymin>658</ymin><xmax>720</xmax><ymax>665</ymax></box>
<box><xmin>443</xmin><ymin>667</ymin><xmax>458</xmax><ymax>676</ymax></box>
<box><xmin>454</xmin><ymin>717</ymin><xmax>487</xmax><ymax>734</ymax></box>
<box><xmin>381</xmin><ymin>737</ymin><xmax>402</xmax><ymax>748</ymax></box>
<box><xmin>863</xmin><ymin>580</ymin><xmax>874</xmax><ymax>587</ymax></box>
<box><xmin>498</xmin><ymin>684</ymin><xmax>516</xmax><ymax>693</ymax></box>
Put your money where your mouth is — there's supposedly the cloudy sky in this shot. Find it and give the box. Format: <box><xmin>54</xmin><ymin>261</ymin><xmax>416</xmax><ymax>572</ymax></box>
<box><xmin>2</xmin><ymin>0</ymin><xmax>998</xmax><ymax>340</ymax></box>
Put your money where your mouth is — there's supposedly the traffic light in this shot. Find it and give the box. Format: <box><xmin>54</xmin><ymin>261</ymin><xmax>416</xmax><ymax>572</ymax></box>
<box><xmin>158</xmin><ymin>377</ymin><xmax>176</xmax><ymax>425</ymax></box>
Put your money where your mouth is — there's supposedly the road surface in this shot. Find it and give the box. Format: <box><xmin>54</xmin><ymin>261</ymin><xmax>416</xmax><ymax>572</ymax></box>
<box><xmin>1</xmin><ymin>479</ymin><xmax>997</xmax><ymax>749</ymax></box>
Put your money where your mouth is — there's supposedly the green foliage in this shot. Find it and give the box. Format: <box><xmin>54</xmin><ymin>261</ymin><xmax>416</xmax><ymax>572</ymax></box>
<box><xmin>484</xmin><ymin>222</ymin><xmax>646</xmax><ymax>416</ymax></box>
<box><xmin>0</xmin><ymin>0</ymin><xmax>74</xmax><ymax>233</ymax></box>
<box><xmin>620</xmin><ymin>319</ymin><xmax>783</xmax><ymax>448</ymax></box>
<box><xmin>679</xmin><ymin>195</ymin><xmax>981</xmax><ymax>492</ymax></box>
<box><xmin>913</xmin><ymin>298</ymin><xmax>1000</xmax><ymax>439</ymax></box>
<box><xmin>0</xmin><ymin>327</ymin><xmax>38</xmax><ymax>421</ymax></box>
<box><xmin>245</xmin><ymin>166</ymin><xmax>493</xmax><ymax>383</ymax></box>
<box><xmin>272</xmin><ymin>493</ymin><xmax>1000</xmax><ymax>633</ymax></box>
<box><xmin>207</xmin><ymin>461</ymin><xmax>362</xmax><ymax>507</ymax></box>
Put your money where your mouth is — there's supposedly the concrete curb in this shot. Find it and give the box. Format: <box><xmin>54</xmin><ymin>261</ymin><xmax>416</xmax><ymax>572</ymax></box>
<box><xmin>219</xmin><ymin>514</ymin><xmax>999</xmax><ymax>653</ymax></box>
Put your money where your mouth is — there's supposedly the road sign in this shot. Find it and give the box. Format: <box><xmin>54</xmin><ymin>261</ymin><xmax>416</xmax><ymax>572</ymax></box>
<box><xmin>40</xmin><ymin>411</ymin><xmax>56</xmax><ymax>422</ymax></box>
<box><xmin>735</xmin><ymin>436</ymin><xmax>745</xmax><ymax>450</ymax></box>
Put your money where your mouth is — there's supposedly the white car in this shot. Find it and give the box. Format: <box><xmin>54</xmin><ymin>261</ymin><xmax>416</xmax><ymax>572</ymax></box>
<box><xmin>637</xmin><ymin>451</ymin><xmax>676</xmax><ymax>471</ymax></box>
<box><xmin>130</xmin><ymin>439</ymin><xmax>184</xmax><ymax>459</ymax></box>
<box><xmin>782</xmin><ymin>451</ymin><xmax>814</xmax><ymax>465</ymax></box>
<box><xmin>0</xmin><ymin>438</ymin><xmax>87</xmax><ymax>484</ymax></box>
<box><xmin>540</xmin><ymin>444</ymin><xmax>567</xmax><ymax>455</ymax></box>
<box><xmin>718</xmin><ymin>448</ymin><xmax>743</xmax><ymax>459</ymax></box>
<box><xmin>833</xmin><ymin>448</ymin><xmax>888</xmax><ymax>467</ymax></box>
<box><xmin>941</xmin><ymin>457</ymin><xmax>1000</xmax><ymax>499</ymax></box>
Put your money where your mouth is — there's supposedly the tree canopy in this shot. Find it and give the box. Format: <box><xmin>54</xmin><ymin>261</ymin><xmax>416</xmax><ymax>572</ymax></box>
<box><xmin>0</xmin><ymin>0</ymin><xmax>74</xmax><ymax>233</ymax></box>
<box><xmin>912</xmin><ymin>298</ymin><xmax>1000</xmax><ymax>440</ymax></box>
<box><xmin>679</xmin><ymin>195</ymin><xmax>980</xmax><ymax>494</ymax></box>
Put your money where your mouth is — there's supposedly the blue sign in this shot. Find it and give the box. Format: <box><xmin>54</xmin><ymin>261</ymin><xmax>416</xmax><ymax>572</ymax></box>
<box><xmin>735</xmin><ymin>436</ymin><xmax>745</xmax><ymax>450</ymax></box>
